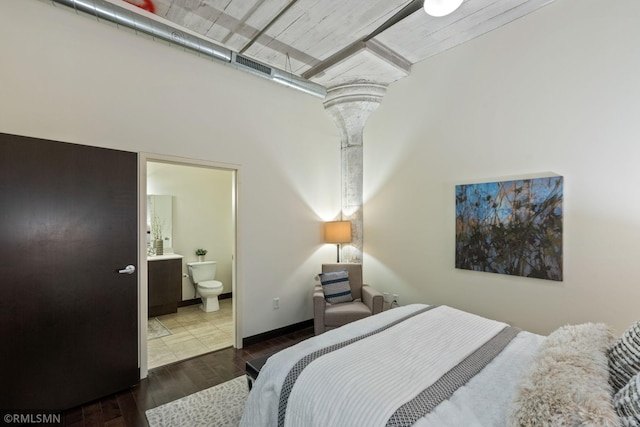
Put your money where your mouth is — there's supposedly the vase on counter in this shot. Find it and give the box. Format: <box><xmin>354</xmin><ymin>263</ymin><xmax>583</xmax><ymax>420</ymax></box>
<box><xmin>154</xmin><ymin>239</ymin><xmax>163</xmax><ymax>255</ymax></box>
<box><xmin>198</xmin><ymin>255</ymin><xmax>204</xmax><ymax>262</ymax></box>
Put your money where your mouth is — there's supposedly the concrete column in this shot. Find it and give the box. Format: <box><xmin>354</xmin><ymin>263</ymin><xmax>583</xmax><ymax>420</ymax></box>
<box><xmin>323</xmin><ymin>83</ymin><xmax>386</xmax><ymax>263</ymax></box>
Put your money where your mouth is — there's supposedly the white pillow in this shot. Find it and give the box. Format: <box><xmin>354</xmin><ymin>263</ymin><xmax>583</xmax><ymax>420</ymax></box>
<box><xmin>509</xmin><ymin>323</ymin><xmax>620</xmax><ymax>427</ymax></box>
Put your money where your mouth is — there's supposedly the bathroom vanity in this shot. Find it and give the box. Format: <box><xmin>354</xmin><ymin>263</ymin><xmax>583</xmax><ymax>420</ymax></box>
<box><xmin>148</xmin><ymin>254</ymin><xmax>183</xmax><ymax>317</ymax></box>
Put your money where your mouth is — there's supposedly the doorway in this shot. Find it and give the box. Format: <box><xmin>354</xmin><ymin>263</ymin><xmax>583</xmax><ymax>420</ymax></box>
<box><xmin>139</xmin><ymin>154</ymin><xmax>240</xmax><ymax>377</ymax></box>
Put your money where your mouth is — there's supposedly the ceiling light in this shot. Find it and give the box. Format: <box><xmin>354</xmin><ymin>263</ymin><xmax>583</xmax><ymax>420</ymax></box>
<box><xmin>423</xmin><ymin>0</ymin><xmax>464</xmax><ymax>17</ymax></box>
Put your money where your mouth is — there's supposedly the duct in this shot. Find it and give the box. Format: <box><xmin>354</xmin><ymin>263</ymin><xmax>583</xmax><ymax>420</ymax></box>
<box><xmin>46</xmin><ymin>0</ymin><xmax>326</xmax><ymax>98</ymax></box>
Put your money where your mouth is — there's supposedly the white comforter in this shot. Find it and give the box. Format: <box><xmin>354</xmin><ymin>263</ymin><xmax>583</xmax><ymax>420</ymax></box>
<box><xmin>240</xmin><ymin>304</ymin><xmax>544</xmax><ymax>427</ymax></box>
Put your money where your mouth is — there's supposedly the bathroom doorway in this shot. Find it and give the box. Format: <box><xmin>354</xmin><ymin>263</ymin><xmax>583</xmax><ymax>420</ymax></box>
<box><xmin>139</xmin><ymin>154</ymin><xmax>240</xmax><ymax>377</ymax></box>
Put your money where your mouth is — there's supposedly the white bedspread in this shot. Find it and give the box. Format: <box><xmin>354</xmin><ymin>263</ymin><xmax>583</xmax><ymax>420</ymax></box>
<box><xmin>239</xmin><ymin>304</ymin><xmax>544</xmax><ymax>427</ymax></box>
<box><xmin>416</xmin><ymin>331</ymin><xmax>544</xmax><ymax>427</ymax></box>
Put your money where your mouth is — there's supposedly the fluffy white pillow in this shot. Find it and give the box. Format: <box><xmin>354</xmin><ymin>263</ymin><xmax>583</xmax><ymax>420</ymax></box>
<box><xmin>508</xmin><ymin>323</ymin><xmax>620</xmax><ymax>427</ymax></box>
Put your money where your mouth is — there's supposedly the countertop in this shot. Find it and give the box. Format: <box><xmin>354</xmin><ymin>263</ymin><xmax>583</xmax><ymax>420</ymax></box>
<box><xmin>147</xmin><ymin>253</ymin><xmax>183</xmax><ymax>261</ymax></box>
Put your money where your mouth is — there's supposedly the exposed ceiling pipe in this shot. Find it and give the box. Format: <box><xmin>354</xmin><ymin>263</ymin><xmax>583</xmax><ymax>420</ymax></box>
<box><xmin>45</xmin><ymin>0</ymin><xmax>326</xmax><ymax>98</ymax></box>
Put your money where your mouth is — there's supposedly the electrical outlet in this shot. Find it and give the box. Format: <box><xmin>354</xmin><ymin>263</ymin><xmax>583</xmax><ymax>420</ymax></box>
<box><xmin>392</xmin><ymin>294</ymin><xmax>399</xmax><ymax>307</ymax></box>
<box><xmin>273</xmin><ymin>297</ymin><xmax>280</xmax><ymax>310</ymax></box>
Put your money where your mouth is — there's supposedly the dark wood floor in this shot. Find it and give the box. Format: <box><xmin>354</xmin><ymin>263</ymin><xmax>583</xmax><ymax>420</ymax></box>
<box><xmin>61</xmin><ymin>327</ymin><xmax>314</xmax><ymax>426</ymax></box>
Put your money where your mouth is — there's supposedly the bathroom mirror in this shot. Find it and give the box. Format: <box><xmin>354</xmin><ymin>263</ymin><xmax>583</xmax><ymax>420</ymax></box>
<box><xmin>147</xmin><ymin>194</ymin><xmax>173</xmax><ymax>250</ymax></box>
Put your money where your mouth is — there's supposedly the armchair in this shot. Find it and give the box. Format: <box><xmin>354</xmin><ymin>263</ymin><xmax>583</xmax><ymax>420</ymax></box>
<box><xmin>313</xmin><ymin>263</ymin><xmax>384</xmax><ymax>335</ymax></box>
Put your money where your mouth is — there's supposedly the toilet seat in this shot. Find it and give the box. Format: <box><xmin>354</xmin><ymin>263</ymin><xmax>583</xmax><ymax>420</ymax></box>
<box><xmin>199</xmin><ymin>280</ymin><xmax>223</xmax><ymax>290</ymax></box>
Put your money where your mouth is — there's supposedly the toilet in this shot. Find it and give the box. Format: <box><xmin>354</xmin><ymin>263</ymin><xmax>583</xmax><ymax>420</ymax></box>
<box><xmin>186</xmin><ymin>261</ymin><xmax>224</xmax><ymax>312</ymax></box>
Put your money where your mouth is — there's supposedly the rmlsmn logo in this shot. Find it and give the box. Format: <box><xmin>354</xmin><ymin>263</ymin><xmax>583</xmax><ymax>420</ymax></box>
<box><xmin>4</xmin><ymin>413</ymin><xmax>61</xmax><ymax>424</ymax></box>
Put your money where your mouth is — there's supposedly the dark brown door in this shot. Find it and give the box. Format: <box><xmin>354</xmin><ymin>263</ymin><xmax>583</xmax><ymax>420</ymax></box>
<box><xmin>0</xmin><ymin>133</ymin><xmax>139</xmax><ymax>410</ymax></box>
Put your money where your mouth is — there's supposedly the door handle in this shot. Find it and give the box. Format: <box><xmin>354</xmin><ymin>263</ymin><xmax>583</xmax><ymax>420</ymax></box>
<box><xmin>118</xmin><ymin>264</ymin><xmax>136</xmax><ymax>274</ymax></box>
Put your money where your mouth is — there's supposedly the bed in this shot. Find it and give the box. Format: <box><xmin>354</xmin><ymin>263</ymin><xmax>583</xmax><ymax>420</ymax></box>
<box><xmin>240</xmin><ymin>304</ymin><xmax>639</xmax><ymax>427</ymax></box>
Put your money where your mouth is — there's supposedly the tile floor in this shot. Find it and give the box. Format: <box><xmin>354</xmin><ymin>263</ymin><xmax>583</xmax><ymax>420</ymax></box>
<box><xmin>147</xmin><ymin>298</ymin><xmax>234</xmax><ymax>369</ymax></box>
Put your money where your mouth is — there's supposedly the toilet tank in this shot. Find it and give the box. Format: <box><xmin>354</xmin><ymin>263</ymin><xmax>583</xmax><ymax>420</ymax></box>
<box><xmin>187</xmin><ymin>261</ymin><xmax>217</xmax><ymax>283</ymax></box>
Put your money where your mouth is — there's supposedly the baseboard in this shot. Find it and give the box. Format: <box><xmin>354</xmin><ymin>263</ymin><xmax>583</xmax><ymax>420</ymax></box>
<box><xmin>178</xmin><ymin>295</ymin><xmax>311</xmax><ymax>348</ymax></box>
<box><xmin>178</xmin><ymin>298</ymin><xmax>200</xmax><ymax>307</ymax></box>
<box><xmin>243</xmin><ymin>319</ymin><xmax>314</xmax><ymax>347</ymax></box>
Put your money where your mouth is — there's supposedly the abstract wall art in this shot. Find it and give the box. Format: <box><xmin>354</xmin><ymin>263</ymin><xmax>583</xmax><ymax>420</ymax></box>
<box><xmin>455</xmin><ymin>176</ymin><xmax>563</xmax><ymax>281</ymax></box>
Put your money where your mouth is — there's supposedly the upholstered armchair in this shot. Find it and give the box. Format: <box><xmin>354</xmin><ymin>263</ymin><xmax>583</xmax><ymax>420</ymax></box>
<box><xmin>313</xmin><ymin>263</ymin><xmax>384</xmax><ymax>335</ymax></box>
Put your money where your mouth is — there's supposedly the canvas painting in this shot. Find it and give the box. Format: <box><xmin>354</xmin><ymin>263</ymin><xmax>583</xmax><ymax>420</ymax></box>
<box><xmin>455</xmin><ymin>176</ymin><xmax>563</xmax><ymax>281</ymax></box>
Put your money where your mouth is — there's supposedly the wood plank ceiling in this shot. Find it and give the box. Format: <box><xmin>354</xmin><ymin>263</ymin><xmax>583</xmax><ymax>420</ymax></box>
<box><xmin>122</xmin><ymin>0</ymin><xmax>554</xmax><ymax>89</ymax></box>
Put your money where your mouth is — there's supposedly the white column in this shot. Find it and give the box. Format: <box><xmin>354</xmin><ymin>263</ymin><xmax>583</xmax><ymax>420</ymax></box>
<box><xmin>323</xmin><ymin>83</ymin><xmax>386</xmax><ymax>263</ymax></box>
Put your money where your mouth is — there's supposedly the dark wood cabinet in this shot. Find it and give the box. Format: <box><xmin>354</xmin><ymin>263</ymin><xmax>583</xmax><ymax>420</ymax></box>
<box><xmin>148</xmin><ymin>258</ymin><xmax>182</xmax><ymax>317</ymax></box>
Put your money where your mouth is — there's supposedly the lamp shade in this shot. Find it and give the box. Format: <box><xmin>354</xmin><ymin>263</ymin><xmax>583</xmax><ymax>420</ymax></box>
<box><xmin>423</xmin><ymin>0</ymin><xmax>464</xmax><ymax>17</ymax></box>
<box><xmin>324</xmin><ymin>221</ymin><xmax>352</xmax><ymax>243</ymax></box>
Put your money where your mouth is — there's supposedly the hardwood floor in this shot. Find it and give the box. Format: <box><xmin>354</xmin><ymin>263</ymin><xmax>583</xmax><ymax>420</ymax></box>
<box><xmin>62</xmin><ymin>327</ymin><xmax>314</xmax><ymax>426</ymax></box>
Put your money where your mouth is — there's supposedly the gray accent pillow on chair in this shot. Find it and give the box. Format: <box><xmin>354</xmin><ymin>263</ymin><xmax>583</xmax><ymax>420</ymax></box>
<box><xmin>318</xmin><ymin>270</ymin><xmax>353</xmax><ymax>304</ymax></box>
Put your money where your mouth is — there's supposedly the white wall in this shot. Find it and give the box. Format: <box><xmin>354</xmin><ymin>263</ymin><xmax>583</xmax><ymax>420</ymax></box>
<box><xmin>147</xmin><ymin>162</ymin><xmax>234</xmax><ymax>298</ymax></box>
<box><xmin>8</xmin><ymin>0</ymin><xmax>636</xmax><ymax>341</ymax></box>
<box><xmin>0</xmin><ymin>1</ymin><xmax>340</xmax><ymax>338</ymax></box>
<box><xmin>364</xmin><ymin>0</ymin><xmax>640</xmax><ymax>335</ymax></box>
